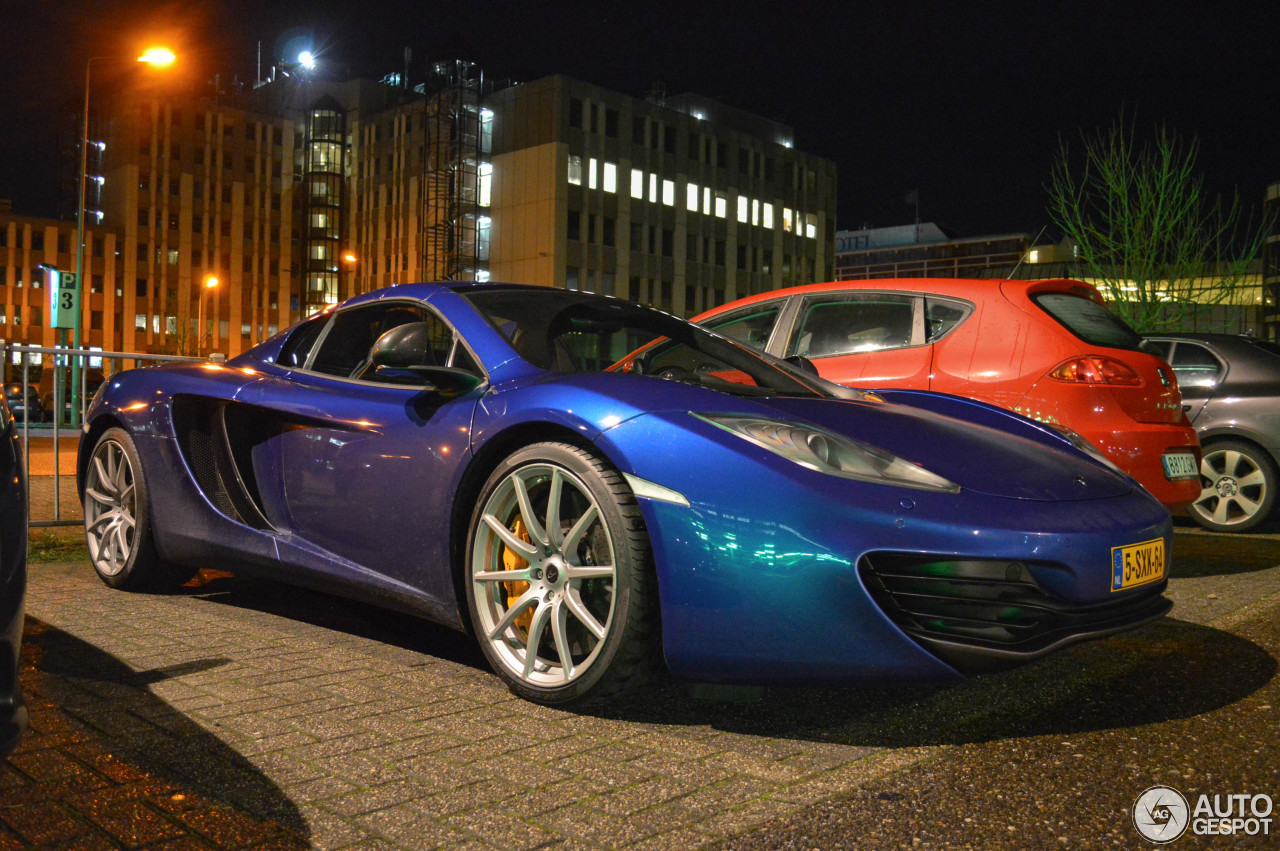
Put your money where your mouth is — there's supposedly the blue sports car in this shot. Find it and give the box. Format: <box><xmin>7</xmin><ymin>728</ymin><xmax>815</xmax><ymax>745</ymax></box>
<box><xmin>78</xmin><ymin>283</ymin><xmax>1172</xmax><ymax>705</ymax></box>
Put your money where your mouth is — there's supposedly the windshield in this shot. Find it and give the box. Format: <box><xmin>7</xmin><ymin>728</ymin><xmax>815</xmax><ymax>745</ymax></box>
<box><xmin>461</xmin><ymin>287</ymin><xmax>826</xmax><ymax>398</ymax></box>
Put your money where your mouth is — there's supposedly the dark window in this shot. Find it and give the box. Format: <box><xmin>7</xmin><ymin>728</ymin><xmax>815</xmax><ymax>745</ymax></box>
<box><xmin>662</xmin><ymin>229</ymin><xmax>673</xmax><ymax>257</ymax></box>
<box><xmin>604</xmin><ymin>108</ymin><xmax>618</xmax><ymax>137</ymax></box>
<box><xmin>632</xmin><ymin>116</ymin><xmax>645</xmax><ymax>144</ymax></box>
<box><xmin>924</xmin><ymin>297</ymin><xmax>973</xmax><ymax>342</ymax></box>
<box><xmin>788</xmin><ymin>294</ymin><xmax>919</xmax><ymax>359</ymax></box>
<box><xmin>664</xmin><ymin>127</ymin><xmax>676</xmax><ymax>153</ymax></box>
<box><xmin>603</xmin><ymin>217</ymin><xmax>615</xmax><ymax>247</ymax></box>
<box><xmin>1032</xmin><ymin>293</ymin><xmax>1142</xmax><ymax>351</ymax></box>
<box><xmin>1169</xmin><ymin>342</ymin><xmax>1225</xmax><ymax>388</ymax></box>
<box><xmin>567</xmin><ymin>210</ymin><xmax>581</xmax><ymax>241</ymax></box>
<box><xmin>569</xmin><ymin>98</ymin><xmax>583</xmax><ymax>129</ymax></box>
<box><xmin>706</xmin><ymin>302</ymin><xmax>783</xmax><ymax>348</ymax></box>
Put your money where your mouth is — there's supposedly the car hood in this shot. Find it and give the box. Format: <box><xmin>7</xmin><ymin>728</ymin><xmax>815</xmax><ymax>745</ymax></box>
<box><xmin>746</xmin><ymin>395</ymin><xmax>1135</xmax><ymax>502</ymax></box>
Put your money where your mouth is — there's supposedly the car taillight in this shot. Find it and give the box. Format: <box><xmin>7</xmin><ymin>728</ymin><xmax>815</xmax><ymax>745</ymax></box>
<box><xmin>1048</xmin><ymin>356</ymin><xmax>1143</xmax><ymax>386</ymax></box>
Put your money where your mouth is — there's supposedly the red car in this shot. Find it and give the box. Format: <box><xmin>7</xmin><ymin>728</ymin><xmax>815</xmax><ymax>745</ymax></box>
<box><xmin>694</xmin><ymin>278</ymin><xmax>1201</xmax><ymax>512</ymax></box>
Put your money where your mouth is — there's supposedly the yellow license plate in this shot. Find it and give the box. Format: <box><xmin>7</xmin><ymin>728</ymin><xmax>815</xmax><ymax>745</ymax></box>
<box><xmin>1111</xmin><ymin>538</ymin><xmax>1166</xmax><ymax>591</ymax></box>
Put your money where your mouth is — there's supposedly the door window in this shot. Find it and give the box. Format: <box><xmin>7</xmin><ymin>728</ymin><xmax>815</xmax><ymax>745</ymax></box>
<box><xmin>703</xmin><ymin>303</ymin><xmax>782</xmax><ymax>351</ymax></box>
<box><xmin>787</xmin><ymin>294</ymin><xmax>918</xmax><ymax>358</ymax></box>
<box><xmin>307</xmin><ymin>301</ymin><xmax>473</xmax><ymax>382</ymax></box>
<box><xmin>924</xmin><ymin>298</ymin><xmax>972</xmax><ymax>342</ymax></box>
<box><xmin>1169</xmin><ymin>342</ymin><xmax>1224</xmax><ymax>388</ymax></box>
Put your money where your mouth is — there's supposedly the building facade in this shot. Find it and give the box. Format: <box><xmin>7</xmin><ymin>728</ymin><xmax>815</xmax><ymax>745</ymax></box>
<box><xmin>834</xmin><ymin>223</ymin><xmax>1032</xmax><ymax>280</ymax></box>
<box><xmin>3</xmin><ymin>64</ymin><xmax>835</xmax><ymax>365</ymax></box>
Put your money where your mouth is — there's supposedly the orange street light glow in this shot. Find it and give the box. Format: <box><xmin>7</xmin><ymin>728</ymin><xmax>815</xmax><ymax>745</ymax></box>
<box><xmin>138</xmin><ymin>47</ymin><xmax>176</xmax><ymax>66</ymax></box>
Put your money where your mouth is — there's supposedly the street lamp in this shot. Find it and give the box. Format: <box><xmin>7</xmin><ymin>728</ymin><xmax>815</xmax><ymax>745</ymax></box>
<box><xmin>73</xmin><ymin>47</ymin><xmax>175</xmax><ymax>413</ymax></box>
<box><xmin>197</xmin><ymin>275</ymin><xmax>219</xmax><ymax>355</ymax></box>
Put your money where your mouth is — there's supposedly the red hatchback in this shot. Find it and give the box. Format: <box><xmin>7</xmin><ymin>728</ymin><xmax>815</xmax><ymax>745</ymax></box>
<box><xmin>694</xmin><ymin>278</ymin><xmax>1201</xmax><ymax>512</ymax></box>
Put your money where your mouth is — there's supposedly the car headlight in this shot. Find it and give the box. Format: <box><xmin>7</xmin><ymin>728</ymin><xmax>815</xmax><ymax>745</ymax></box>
<box><xmin>692</xmin><ymin>412</ymin><xmax>960</xmax><ymax>493</ymax></box>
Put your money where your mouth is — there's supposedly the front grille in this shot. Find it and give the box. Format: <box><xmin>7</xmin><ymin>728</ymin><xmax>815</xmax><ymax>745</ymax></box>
<box><xmin>859</xmin><ymin>553</ymin><xmax>1170</xmax><ymax>672</ymax></box>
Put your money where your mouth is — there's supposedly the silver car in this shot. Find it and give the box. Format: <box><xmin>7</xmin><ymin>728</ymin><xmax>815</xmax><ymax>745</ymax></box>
<box><xmin>1144</xmin><ymin>334</ymin><xmax>1280</xmax><ymax>532</ymax></box>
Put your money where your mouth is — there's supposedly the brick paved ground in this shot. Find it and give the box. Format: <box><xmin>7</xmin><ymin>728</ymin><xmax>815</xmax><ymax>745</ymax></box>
<box><xmin>7</xmin><ymin>561</ymin><xmax>938</xmax><ymax>850</ymax></box>
<box><xmin>7</xmin><ymin>524</ymin><xmax>1279</xmax><ymax>849</ymax></box>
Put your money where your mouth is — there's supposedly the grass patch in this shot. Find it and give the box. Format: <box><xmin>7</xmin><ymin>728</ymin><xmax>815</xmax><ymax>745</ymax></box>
<box><xmin>28</xmin><ymin>529</ymin><xmax>89</xmax><ymax>563</ymax></box>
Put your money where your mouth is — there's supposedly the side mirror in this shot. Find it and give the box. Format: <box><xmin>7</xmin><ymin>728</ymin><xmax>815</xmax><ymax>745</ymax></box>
<box><xmin>783</xmin><ymin>354</ymin><xmax>819</xmax><ymax>376</ymax></box>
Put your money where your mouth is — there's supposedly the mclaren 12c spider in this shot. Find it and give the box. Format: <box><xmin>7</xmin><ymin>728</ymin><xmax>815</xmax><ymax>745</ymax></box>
<box><xmin>79</xmin><ymin>283</ymin><xmax>1173</xmax><ymax>705</ymax></box>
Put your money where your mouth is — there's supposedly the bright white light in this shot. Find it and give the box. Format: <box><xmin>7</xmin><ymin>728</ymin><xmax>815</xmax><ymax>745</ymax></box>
<box><xmin>298</xmin><ymin>51</ymin><xmax>316</xmax><ymax>70</ymax></box>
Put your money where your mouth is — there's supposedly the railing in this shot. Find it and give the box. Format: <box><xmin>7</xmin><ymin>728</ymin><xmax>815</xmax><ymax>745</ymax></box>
<box><xmin>1</xmin><ymin>343</ymin><xmax>204</xmax><ymax>527</ymax></box>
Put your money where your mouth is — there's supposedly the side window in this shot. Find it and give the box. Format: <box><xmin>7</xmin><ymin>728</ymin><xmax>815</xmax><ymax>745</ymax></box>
<box><xmin>924</xmin><ymin>298</ymin><xmax>972</xmax><ymax>342</ymax></box>
<box><xmin>276</xmin><ymin>314</ymin><xmax>329</xmax><ymax>368</ymax></box>
<box><xmin>704</xmin><ymin>303</ymin><xmax>782</xmax><ymax>351</ymax></box>
<box><xmin>309</xmin><ymin>302</ymin><xmax>445</xmax><ymax>379</ymax></box>
<box><xmin>1169</xmin><ymin>343</ymin><xmax>1224</xmax><ymax>388</ymax></box>
<box><xmin>787</xmin><ymin>294</ymin><xmax>918</xmax><ymax>359</ymax></box>
<box><xmin>1144</xmin><ymin>339</ymin><xmax>1173</xmax><ymax>360</ymax></box>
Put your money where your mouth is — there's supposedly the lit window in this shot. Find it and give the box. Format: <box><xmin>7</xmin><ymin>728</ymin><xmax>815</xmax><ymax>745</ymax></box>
<box><xmin>588</xmin><ymin>157</ymin><xmax>598</xmax><ymax>190</ymax></box>
<box><xmin>567</xmin><ymin>155</ymin><xmax>582</xmax><ymax>186</ymax></box>
<box><xmin>135</xmin><ymin>314</ymin><xmax>146</xmax><ymax>330</ymax></box>
<box><xmin>783</xmin><ymin>208</ymin><xmax>794</xmax><ymax>233</ymax></box>
<box><xmin>687</xmin><ymin>183</ymin><xmax>699</xmax><ymax>212</ymax></box>
<box><xmin>1028</xmin><ymin>249</ymin><xmax>1040</xmax><ymax>263</ymax></box>
<box><xmin>703</xmin><ymin>187</ymin><xmax>711</xmax><ymax>215</ymax></box>
<box><xmin>736</xmin><ymin>196</ymin><xmax>748</xmax><ymax>223</ymax></box>
<box><xmin>763</xmin><ymin>203</ymin><xmax>774</xmax><ymax>229</ymax></box>
<box><xmin>714</xmin><ymin>193</ymin><xmax>727</xmax><ymax>218</ymax></box>
<box><xmin>662</xmin><ymin>180</ymin><xmax>675</xmax><ymax>206</ymax></box>
<box><xmin>478</xmin><ymin>163</ymin><xmax>492</xmax><ymax>207</ymax></box>
<box><xmin>649</xmin><ymin>174</ymin><xmax>657</xmax><ymax>203</ymax></box>
<box><xmin>751</xmin><ymin>199</ymin><xmax>759</xmax><ymax>226</ymax></box>
<box><xmin>631</xmin><ymin>169</ymin><xmax>643</xmax><ymax>199</ymax></box>
<box><xmin>805</xmin><ymin>213</ymin><xmax>816</xmax><ymax>239</ymax></box>
<box><xmin>602</xmin><ymin>162</ymin><xmax>617</xmax><ymax>193</ymax></box>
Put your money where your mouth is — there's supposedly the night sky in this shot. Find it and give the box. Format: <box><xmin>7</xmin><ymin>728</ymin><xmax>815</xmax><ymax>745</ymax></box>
<box><xmin>1</xmin><ymin>0</ymin><xmax>1276</xmax><ymax>238</ymax></box>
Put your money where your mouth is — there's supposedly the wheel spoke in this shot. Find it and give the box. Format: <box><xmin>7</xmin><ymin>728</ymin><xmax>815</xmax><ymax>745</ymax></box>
<box><xmin>92</xmin><ymin>455</ymin><xmax>116</xmax><ymax>497</ymax></box>
<box><xmin>1222</xmin><ymin>450</ymin><xmax>1243</xmax><ymax>478</ymax></box>
<box><xmin>550</xmin><ymin>599</ymin><xmax>576</xmax><ymax>679</ymax></box>
<box><xmin>86</xmin><ymin>508</ymin><xmax>118</xmax><ymax>535</ymax></box>
<box><xmin>85</xmin><ymin>487</ymin><xmax>116</xmax><ymax>510</ymax></box>
<box><xmin>563</xmin><ymin>587</ymin><xmax>607</xmax><ymax>640</ymax></box>
<box><xmin>482</xmin><ymin>513</ymin><xmax>538</xmax><ymax>558</ymax></box>
<box><xmin>1212</xmin><ymin>497</ymin><xmax>1232</xmax><ymax>524</ymax></box>
<box><xmin>487</xmin><ymin>587</ymin><xmax>540</xmax><ymax>641</ymax></box>
<box><xmin>1228</xmin><ymin>494</ymin><xmax>1261</xmax><ymax>517</ymax></box>
<box><xmin>565</xmin><ymin>564</ymin><xmax>613</xmax><ymax>581</ymax></box>
<box><xmin>1236</xmin><ymin>469</ymin><xmax>1266</xmax><ymax>489</ymax></box>
<box><xmin>512</xmin><ymin>474</ymin><xmax>549</xmax><ymax>546</ymax></box>
<box><xmin>522</xmin><ymin>601</ymin><xmax>552</xmax><ymax>680</ymax></box>
<box><xmin>561</xmin><ymin>505</ymin><xmax>599</xmax><ymax>556</ymax></box>
<box><xmin>545</xmin><ymin>470</ymin><xmax>564</xmax><ymax>548</ymax></box>
<box><xmin>474</xmin><ymin>566</ymin><xmax>533</xmax><ymax>583</ymax></box>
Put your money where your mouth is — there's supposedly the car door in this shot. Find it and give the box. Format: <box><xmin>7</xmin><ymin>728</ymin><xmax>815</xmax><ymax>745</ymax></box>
<box><xmin>238</xmin><ymin>299</ymin><xmax>484</xmax><ymax>600</ymax></box>
<box><xmin>782</xmin><ymin>291</ymin><xmax>931</xmax><ymax>388</ymax></box>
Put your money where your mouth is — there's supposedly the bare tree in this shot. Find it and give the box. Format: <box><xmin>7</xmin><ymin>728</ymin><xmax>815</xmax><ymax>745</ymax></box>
<box><xmin>1048</xmin><ymin>117</ymin><xmax>1268</xmax><ymax>332</ymax></box>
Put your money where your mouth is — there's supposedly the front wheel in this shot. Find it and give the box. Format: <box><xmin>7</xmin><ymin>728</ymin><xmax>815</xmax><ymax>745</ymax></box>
<box><xmin>83</xmin><ymin>427</ymin><xmax>192</xmax><ymax>590</ymax></box>
<box><xmin>465</xmin><ymin>442</ymin><xmax>660</xmax><ymax>704</ymax></box>
<box><xmin>1189</xmin><ymin>440</ymin><xmax>1278</xmax><ymax>533</ymax></box>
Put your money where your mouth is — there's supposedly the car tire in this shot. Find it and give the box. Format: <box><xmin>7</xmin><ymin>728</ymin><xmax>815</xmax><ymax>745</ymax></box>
<box><xmin>83</xmin><ymin>427</ymin><xmax>192</xmax><ymax>590</ymax></box>
<box><xmin>1190</xmin><ymin>439</ymin><xmax>1278</xmax><ymax>533</ymax></box>
<box><xmin>465</xmin><ymin>442</ymin><xmax>661</xmax><ymax>705</ymax></box>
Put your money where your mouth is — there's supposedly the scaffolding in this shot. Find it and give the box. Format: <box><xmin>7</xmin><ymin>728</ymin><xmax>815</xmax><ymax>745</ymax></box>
<box><xmin>422</xmin><ymin>60</ymin><xmax>492</xmax><ymax>282</ymax></box>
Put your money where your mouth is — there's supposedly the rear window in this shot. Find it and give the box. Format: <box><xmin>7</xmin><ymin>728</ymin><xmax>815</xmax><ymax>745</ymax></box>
<box><xmin>1031</xmin><ymin>293</ymin><xmax>1142</xmax><ymax>351</ymax></box>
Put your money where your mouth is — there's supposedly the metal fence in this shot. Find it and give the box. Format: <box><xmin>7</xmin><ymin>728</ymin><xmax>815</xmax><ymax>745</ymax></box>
<box><xmin>2</xmin><ymin>342</ymin><xmax>204</xmax><ymax>527</ymax></box>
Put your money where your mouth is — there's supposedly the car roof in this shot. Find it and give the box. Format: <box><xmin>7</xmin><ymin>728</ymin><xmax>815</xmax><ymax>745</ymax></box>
<box><xmin>696</xmin><ymin>278</ymin><xmax>1098</xmax><ymax>315</ymax></box>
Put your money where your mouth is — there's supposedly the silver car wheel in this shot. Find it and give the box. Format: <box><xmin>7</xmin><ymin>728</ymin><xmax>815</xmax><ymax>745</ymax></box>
<box><xmin>84</xmin><ymin>438</ymin><xmax>138</xmax><ymax>576</ymax></box>
<box><xmin>1193</xmin><ymin>446</ymin><xmax>1269</xmax><ymax>528</ymax></box>
<box><xmin>470</xmin><ymin>462</ymin><xmax>617</xmax><ymax>689</ymax></box>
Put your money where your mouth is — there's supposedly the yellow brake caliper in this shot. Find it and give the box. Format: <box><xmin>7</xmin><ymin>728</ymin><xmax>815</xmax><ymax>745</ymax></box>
<box><xmin>502</xmin><ymin>517</ymin><xmax>534</xmax><ymax>634</ymax></box>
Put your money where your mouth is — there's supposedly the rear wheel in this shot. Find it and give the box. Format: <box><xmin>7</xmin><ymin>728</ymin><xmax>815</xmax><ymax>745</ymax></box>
<box><xmin>465</xmin><ymin>442</ymin><xmax>660</xmax><ymax>705</ymax></box>
<box><xmin>83</xmin><ymin>428</ymin><xmax>191</xmax><ymax>590</ymax></box>
<box><xmin>1190</xmin><ymin>440</ymin><xmax>1278</xmax><ymax>533</ymax></box>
